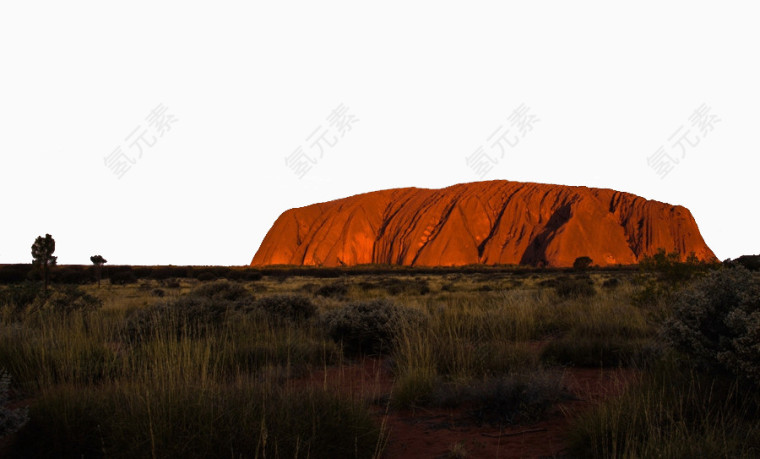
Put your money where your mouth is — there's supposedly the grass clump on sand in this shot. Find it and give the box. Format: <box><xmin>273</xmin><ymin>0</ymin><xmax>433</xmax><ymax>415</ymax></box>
<box><xmin>13</xmin><ymin>380</ymin><xmax>382</xmax><ymax>459</ymax></box>
<box><xmin>567</xmin><ymin>360</ymin><xmax>760</xmax><ymax>458</ymax></box>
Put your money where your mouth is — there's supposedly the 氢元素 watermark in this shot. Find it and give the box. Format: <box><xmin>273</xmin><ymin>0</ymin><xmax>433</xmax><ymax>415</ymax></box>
<box><xmin>104</xmin><ymin>103</ymin><xmax>178</xmax><ymax>179</ymax></box>
<box><xmin>465</xmin><ymin>103</ymin><xmax>540</xmax><ymax>179</ymax></box>
<box><xmin>647</xmin><ymin>103</ymin><xmax>720</xmax><ymax>179</ymax></box>
<box><xmin>285</xmin><ymin>103</ymin><xmax>359</xmax><ymax>179</ymax></box>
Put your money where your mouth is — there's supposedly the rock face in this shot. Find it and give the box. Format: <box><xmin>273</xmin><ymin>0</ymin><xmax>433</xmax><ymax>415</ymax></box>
<box><xmin>251</xmin><ymin>181</ymin><xmax>717</xmax><ymax>267</ymax></box>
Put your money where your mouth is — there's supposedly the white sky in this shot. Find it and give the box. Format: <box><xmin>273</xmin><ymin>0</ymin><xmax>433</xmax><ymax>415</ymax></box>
<box><xmin>1</xmin><ymin>2</ymin><xmax>758</xmax><ymax>266</ymax></box>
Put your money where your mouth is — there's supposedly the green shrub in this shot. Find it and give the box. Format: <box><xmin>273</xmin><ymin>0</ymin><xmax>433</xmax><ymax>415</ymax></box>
<box><xmin>252</xmin><ymin>294</ymin><xmax>317</xmax><ymax>322</ymax></box>
<box><xmin>664</xmin><ymin>266</ymin><xmax>760</xmax><ymax>385</ymax></box>
<box><xmin>323</xmin><ymin>299</ymin><xmax>428</xmax><ymax>355</ymax></box>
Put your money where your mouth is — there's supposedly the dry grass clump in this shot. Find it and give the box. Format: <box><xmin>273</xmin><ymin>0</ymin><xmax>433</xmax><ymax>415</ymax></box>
<box><xmin>567</xmin><ymin>360</ymin><xmax>760</xmax><ymax>458</ymax></box>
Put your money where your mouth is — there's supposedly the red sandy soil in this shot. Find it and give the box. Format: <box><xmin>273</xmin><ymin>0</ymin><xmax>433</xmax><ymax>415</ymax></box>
<box><xmin>305</xmin><ymin>358</ymin><xmax>638</xmax><ymax>459</ymax></box>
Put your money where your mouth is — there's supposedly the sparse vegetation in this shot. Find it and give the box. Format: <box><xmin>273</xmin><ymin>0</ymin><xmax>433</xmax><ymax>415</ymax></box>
<box><xmin>1</xmin><ymin>262</ymin><xmax>756</xmax><ymax>457</ymax></box>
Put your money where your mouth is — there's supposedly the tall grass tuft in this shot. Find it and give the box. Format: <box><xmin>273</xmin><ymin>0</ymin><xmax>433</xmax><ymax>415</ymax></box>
<box><xmin>567</xmin><ymin>359</ymin><xmax>760</xmax><ymax>458</ymax></box>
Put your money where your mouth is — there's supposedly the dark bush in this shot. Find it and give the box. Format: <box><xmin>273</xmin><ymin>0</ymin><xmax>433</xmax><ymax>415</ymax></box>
<box><xmin>357</xmin><ymin>281</ymin><xmax>377</xmax><ymax>292</ymax></box>
<box><xmin>555</xmin><ymin>276</ymin><xmax>596</xmax><ymax>298</ymax></box>
<box><xmin>31</xmin><ymin>286</ymin><xmax>102</xmax><ymax>315</ymax></box>
<box><xmin>430</xmin><ymin>372</ymin><xmax>568</xmax><ymax>425</ymax></box>
<box><xmin>52</xmin><ymin>266</ymin><xmax>91</xmax><ymax>284</ymax></box>
<box><xmin>240</xmin><ymin>270</ymin><xmax>263</xmax><ymax>281</ymax></box>
<box><xmin>137</xmin><ymin>281</ymin><xmax>153</xmax><ymax>291</ymax></box>
<box><xmin>664</xmin><ymin>266</ymin><xmax>760</xmax><ymax>385</ymax></box>
<box><xmin>0</xmin><ymin>283</ymin><xmax>42</xmax><ymax>314</ymax></box>
<box><xmin>163</xmin><ymin>278</ymin><xmax>181</xmax><ymax>289</ymax></box>
<box><xmin>123</xmin><ymin>281</ymin><xmax>254</xmax><ymax>341</ymax></box>
<box><xmin>573</xmin><ymin>256</ymin><xmax>593</xmax><ymax>269</ymax></box>
<box><xmin>540</xmin><ymin>336</ymin><xmax>653</xmax><ymax>368</ymax></box>
<box><xmin>728</xmin><ymin>255</ymin><xmax>760</xmax><ymax>271</ymax></box>
<box><xmin>315</xmin><ymin>283</ymin><xmax>348</xmax><ymax>298</ymax></box>
<box><xmin>108</xmin><ymin>267</ymin><xmax>137</xmax><ymax>285</ymax></box>
<box><xmin>538</xmin><ymin>277</ymin><xmax>559</xmax><ymax>288</ymax></box>
<box><xmin>251</xmin><ymin>294</ymin><xmax>317</xmax><ymax>322</ymax></box>
<box><xmin>189</xmin><ymin>280</ymin><xmax>253</xmax><ymax>305</ymax></box>
<box><xmin>323</xmin><ymin>299</ymin><xmax>428</xmax><ymax>355</ymax></box>
<box><xmin>124</xmin><ymin>296</ymin><xmax>232</xmax><ymax>341</ymax></box>
<box><xmin>146</xmin><ymin>266</ymin><xmax>189</xmax><ymax>280</ymax></box>
<box><xmin>602</xmin><ymin>278</ymin><xmax>620</xmax><ymax>289</ymax></box>
<box><xmin>377</xmin><ymin>278</ymin><xmax>430</xmax><ymax>296</ymax></box>
<box><xmin>195</xmin><ymin>271</ymin><xmax>216</xmax><ymax>282</ymax></box>
<box><xmin>1</xmin><ymin>285</ymin><xmax>102</xmax><ymax>319</ymax></box>
<box><xmin>440</xmin><ymin>282</ymin><xmax>456</xmax><ymax>292</ymax></box>
<box><xmin>297</xmin><ymin>283</ymin><xmax>319</xmax><ymax>294</ymax></box>
<box><xmin>0</xmin><ymin>264</ymin><xmax>31</xmax><ymax>284</ymax></box>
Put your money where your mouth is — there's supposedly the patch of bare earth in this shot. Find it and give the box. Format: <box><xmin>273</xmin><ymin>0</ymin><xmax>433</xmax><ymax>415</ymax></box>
<box><xmin>303</xmin><ymin>359</ymin><xmax>637</xmax><ymax>459</ymax></box>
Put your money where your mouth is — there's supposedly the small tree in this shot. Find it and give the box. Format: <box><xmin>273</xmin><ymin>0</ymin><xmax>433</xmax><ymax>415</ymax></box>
<box><xmin>573</xmin><ymin>256</ymin><xmax>593</xmax><ymax>269</ymax></box>
<box><xmin>90</xmin><ymin>255</ymin><xmax>107</xmax><ymax>287</ymax></box>
<box><xmin>31</xmin><ymin>234</ymin><xmax>57</xmax><ymax>290</ymax></box>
